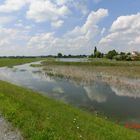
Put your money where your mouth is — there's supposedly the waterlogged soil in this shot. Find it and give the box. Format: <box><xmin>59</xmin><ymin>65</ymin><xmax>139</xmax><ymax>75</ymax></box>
<box><xmin>0</xmin><ymin>116</ymin><xmax>23</xmax><ymax>140</ymax></box>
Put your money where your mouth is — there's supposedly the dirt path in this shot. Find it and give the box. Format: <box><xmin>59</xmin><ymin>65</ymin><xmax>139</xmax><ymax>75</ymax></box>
<box><xmin>0</xmin><ymin>116</ymin><xmax>23</xmax><ymax>140</ymax></box>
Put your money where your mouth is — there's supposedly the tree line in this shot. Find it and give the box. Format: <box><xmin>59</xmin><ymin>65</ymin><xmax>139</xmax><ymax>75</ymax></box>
<box><xmin>89</xmin><ymin>46</ymin><xmax>133</xmax><ymax>61</ymax></box>
<box><xmin>0</xmin><ymin>47</ymin><xmax>139</xmax><ymax>61</ymax></box>
<box><xmin>57</xmin><ymin>47</ymin><xmax>140</xmax><ymax>61</ymax></box>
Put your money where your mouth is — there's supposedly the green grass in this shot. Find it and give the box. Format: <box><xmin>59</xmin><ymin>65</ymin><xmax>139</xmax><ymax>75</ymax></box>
<box><xmin>0</xmin><ymin>58</ymin><xmax>45</xmax><ymax>67</ymax></box>
<box><xmin>0</xmin><ymin>80</ymin><xmax>140</xmax><ymax>140</ymax></box>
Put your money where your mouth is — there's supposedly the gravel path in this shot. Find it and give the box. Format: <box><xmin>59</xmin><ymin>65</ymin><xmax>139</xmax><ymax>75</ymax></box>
<box><xmin>0</xmin><ymin>116</ymin><xmax>23</xmax><ymax>140</ymax></box>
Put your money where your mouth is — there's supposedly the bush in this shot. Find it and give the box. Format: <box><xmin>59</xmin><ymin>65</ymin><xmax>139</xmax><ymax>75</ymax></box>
<box><xmin>106</xmin><ymin>50</ymin><xmax>118</xmax><ymax>59</ymax></box>
<box><xmin>94</xmin><ymin>51</ymin><xmax>103</xmax><ymax>58</ymax></box>
<box><xmin>114</xmin><ymin>54</ymin><xmax>132</xmax><ymax>61</ymax></box>
<box><xmin>57</xmin><ymin>53</ymin><xmax>63</xmax><ymax>58</ymax></box>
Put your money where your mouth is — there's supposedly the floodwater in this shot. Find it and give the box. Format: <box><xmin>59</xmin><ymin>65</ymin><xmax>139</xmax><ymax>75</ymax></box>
<box><xmin>0</xmin><ymin>61</ymin><xmax>140</xmax><ymax>124</ymax></box>
<box><xmin>58</xmin><ymin>58</ymin><xmax>88</xmax><ymax>62</ymax></box>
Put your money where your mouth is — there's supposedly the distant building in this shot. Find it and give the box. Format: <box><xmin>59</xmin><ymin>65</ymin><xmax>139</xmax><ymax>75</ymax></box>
<box><xmin>131</xmin><ymin>51</ymin><xmax>140</xmax><ymax>60</ymax></box>
<box><xmin>131</xmin><ymin>51</ymin><xmax>139</xmax><ymax>56</ymax></box>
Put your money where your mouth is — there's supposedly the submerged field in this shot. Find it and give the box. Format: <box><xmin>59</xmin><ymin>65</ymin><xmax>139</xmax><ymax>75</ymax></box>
<box><xmin>42</xmin><ymin>58</ymin><xmax>140</xmax><ymax>78</ymax></box>
<box><xmin>42</xmin><ymin>59</ymin><xmax>140</xmax><ymax>103</ymax></box>
<box><xmin>42</xmin><ymin>59</ymin><xmax>140</xmax><ymax>90</ymax></box>
<box><xmin>43</xmin><ymin>63</ymin><xmax>140</xmax><ymax>79</ymax></box>
<box><xmin>0</xmin><ymin>58</ymin><xmax>140</xmax><ymax>140</ymax></box>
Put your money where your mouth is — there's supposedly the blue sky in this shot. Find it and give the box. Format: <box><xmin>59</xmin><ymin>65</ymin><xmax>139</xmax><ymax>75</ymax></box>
<box><xmin>0</xmin><ymin>0</ymin><xmax>139</xmax><ymax>56</ymax></box>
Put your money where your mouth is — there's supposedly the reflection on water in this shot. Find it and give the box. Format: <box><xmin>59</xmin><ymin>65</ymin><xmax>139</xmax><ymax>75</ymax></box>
<box><xmin>58</xmin><ymin>58</ymin><xmax>88</xmax><ymax>62</ymax></box>
<box><xmin>84</xmin><ymin>83</ymin><xmax>110</xmax><ymax>103</ymax></box>
<box><xmin>0</xmin><ymin>61</ymin><xmax>140</xmax><ymax>123</ymax></box>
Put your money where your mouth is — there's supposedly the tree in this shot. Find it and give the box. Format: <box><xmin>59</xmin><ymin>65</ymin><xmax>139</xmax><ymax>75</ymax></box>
<box><xmin>94</xmin><ymin>46</ymin><xmax>97</xmax><ymax>55</ymax></box>
<box><xmin>94</xmin><ymin>51</ymin><xmax>102</xmax><ymax>58</ymax></box>
<box><xmin>106</xmin><ymin>50</ymin><xmax>118</xmax><ymax>59</ymax></box>
<box><xmin>126</xmin><ymin>55</ymin><xmax>132</xmax><ymax>61</ymax></box>
<box><xmin>57</xmin><ymin>53</ymin><xmax>63</xmax><ymax>58</ymax></box>
<box><xmin>127</xmin><ymin>52</ymin><xmax>131</xmax><ymax>55</ymax></box>
<box><xmin>120</xmin><ymin>52</ymin><xmax>125</xmax><ymax>55</ymax></box>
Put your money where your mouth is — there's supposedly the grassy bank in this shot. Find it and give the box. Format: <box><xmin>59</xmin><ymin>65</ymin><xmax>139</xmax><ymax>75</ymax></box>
<box><xmin>0</xmin><ymin>80</ymin><xmax>140</xmax><ymax>140</ymax></box>
<box><xmin>0</xmin><ymin>58</ymin><xmax>45</xmax><ymax>67</ymax></box>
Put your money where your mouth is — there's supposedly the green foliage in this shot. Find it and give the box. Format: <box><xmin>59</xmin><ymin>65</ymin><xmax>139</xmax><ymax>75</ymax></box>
<box><xmin>113</xmin><ymin>55</ymin><xmax>126</xmax><ymax>61</ymax></box>
<box><xmin>126</xmin><ymin>55</ymin><xmax>132</xmax><ymax>61</ymax></box>
<box><xmin>94</xmin><ymin>46</ymin><xmax>97</xmax><ymax>55</ymax></box>
<box><xmin>127</xmin><ymin>52</ymin><xmax>131</xmax><ymax>55</ymax></box>
<box><xmin>94</xmin><ymin>51</ymin><xmax>103</xmax><ymax>58</ymax></box>
<box><xmin>113</xmin><ymin>52</ymin><xmax>132</xmax><ymax>61</ymax></box>
<box><xmin>57</xmin><ymin>53</ymin><xmax>63</xmax><ymax>58</ymax></box>
<box><xmin>90</xmin><ymin>46</ymin><xmax>103</xmax><ymax>58</ymax></box>
<box><xmin>106</xmin><ymin>50</ymin><xmax>118</xmax><ymax>59</ymax></box>
<box><xmin>120</xmin><ymin>52</ymin><xmax>125</xmax><ymax>55</ymax></box>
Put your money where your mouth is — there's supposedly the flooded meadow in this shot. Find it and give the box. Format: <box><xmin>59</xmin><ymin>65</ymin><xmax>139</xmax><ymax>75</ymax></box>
<box><xmin>0</xmin><ymin>59</ymin><xmax>140</xmax><ymax>125</ymax></box>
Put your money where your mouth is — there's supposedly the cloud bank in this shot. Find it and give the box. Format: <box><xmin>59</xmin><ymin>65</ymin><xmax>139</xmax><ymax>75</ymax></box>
<box><xmin>0</xmin><ymin>0</ymin><xmax>139</xmax><ymax>56</ymax></box>
<box><xmin>99</xmin><ymin>13</ymin><xmax>140</xmax><ymax>52</ymax></box>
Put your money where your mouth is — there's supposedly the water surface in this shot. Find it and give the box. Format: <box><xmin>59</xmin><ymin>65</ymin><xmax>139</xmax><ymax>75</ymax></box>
<box><xmin>0</xmin><ymin>61</ymin><xmax>140</xmax><ymax>124</ymax></box>
<box><xmin>58</xmin><ymin>58</ymin><xmax>88</xmax><ymax>62</ymax></box>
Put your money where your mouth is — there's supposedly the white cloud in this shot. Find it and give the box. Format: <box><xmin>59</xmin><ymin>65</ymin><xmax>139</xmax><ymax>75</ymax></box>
<box><xmin>26</xmin><ymin>0</ymin><xmax>70</xmax><ymax>26</ymax></box>
<box><xmin>99</xmin><ymin>12</ymin><xmax>140</xmax><ymax>52</ymax></box>
<box><xmin>65</xmin><ymin>8</ymin><xmax>108</xmax><ymax>40</ymax></box>
<box><xmin>129</xmin><ymin>36</ymin><xmax>140</xmax><ymax>46</ymax></box>
<box><xmin>0</xmin><ymin>0</ymin><xmax>70</xmax><ymax>28</ymax></box>
<box><xmin>0</xmin><ymin>27</ymin><xmax>19</xmax><ymax>45</ymax></box>
<box><xmin>51</xmin><ymin>20</ymin><xmax>64</xmax><ymax>28</ymax></box>
<box><xmin>14</xmin><ymin>19</ymin><xmax>34</xmax><ymax>30</ymax></box>
<box><xmin>0</xmin><ymin>16</ymin><xmax>15</xmax><ymax>26</ymax></box>
<box><xmin>0</xmin><ymin>26</ymin><xmax>31</xmax><ymax>56</ymax></box>
<box><xmin>73</xmin><ymin>1</ymin><xmax>89</xmax><ymax>16</ymax></box>
<box><xmin>110</xmin><ymin>13</ymin><xmax>140</xmax><ymax>32</ymax></box>
<box><xmin>28</xmin><ymin>32</ymin><xmax>55</xmax><ymax>49</ymax></box>
<box><xmin>0</xmin><ymin>0</ymin><xmax>90</xmax><ymax>29</ymax></box>
<box><xmin>0</xmin><ymin>4</ymin><xmax>110</xmax><ymax>56</ymax></box>
<box><xmin>84</xmin><ymin>85</ymin><xmax>107</xmax><ymax>103</ymax></box>
<box><xmin>56</xmin><ymin>0</ymin><xmax>72</xmax><ymax>5</ymax></box>
<box><xmin>0</xmin><ymin>0</ymin><xmax>26</xmax><ymax>12</ymax></box>
<box><xmin>27</xmin><ymin>9</ymin><xmax>108</xmax><ymax>55</ymax></box>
